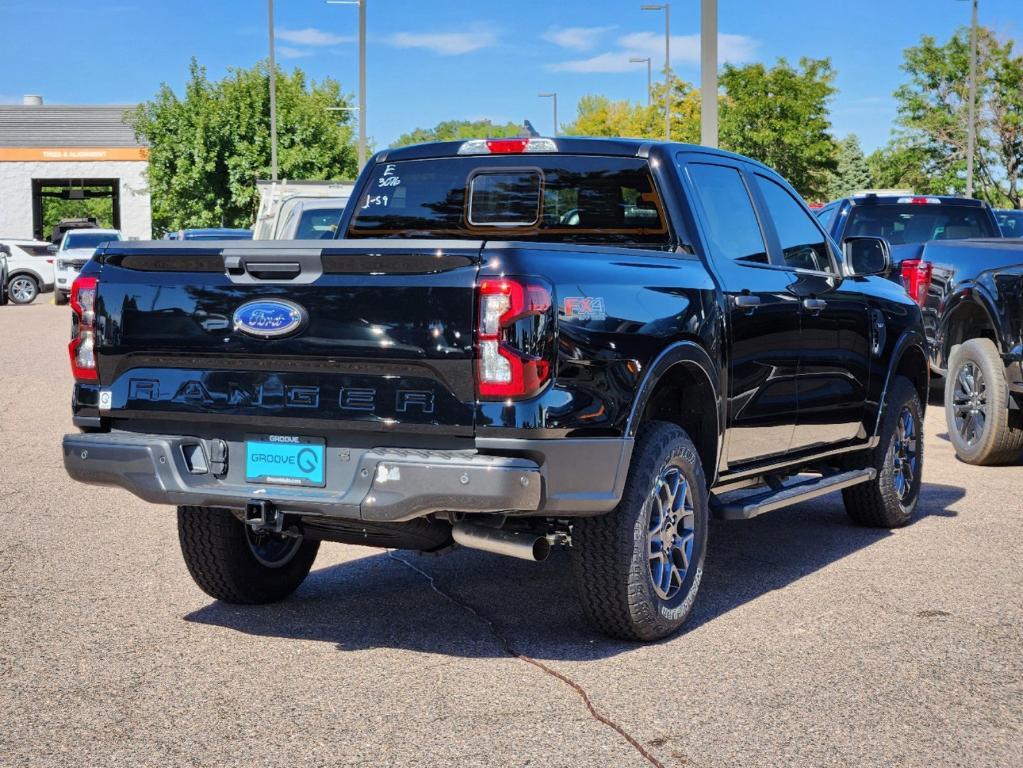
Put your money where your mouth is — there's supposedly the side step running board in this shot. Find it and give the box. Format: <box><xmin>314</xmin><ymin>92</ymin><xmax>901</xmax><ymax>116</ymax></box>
<box><xmin>711</xmin><ymin>468</ymin><xmax>876</xmax><ymax>521</ymax></box>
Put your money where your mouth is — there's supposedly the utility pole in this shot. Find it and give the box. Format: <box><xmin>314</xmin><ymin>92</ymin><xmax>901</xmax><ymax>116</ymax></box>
<box><xmin>641</xmin><ymin>4</ymin><xmax>671</xmax><ymax>141</ymax></box>
<box><xmin>268</xmin><ymin>0</ymin><xmax>278</xmax><ymax>181</ymax></box>
<box><xmin>538</xmin><ymin>93</ymin><xmax>558</xmax><ymax>136</ymax></box>
<box><xmin>629</xmin><ymin>57</ymin><xmax>653</xmax><ymax>106</ymax></box>
<box><xmin>327</xmin><ymin>0</ymin><xmax>367</xmax><ymax>170</ymax></box>
<box><xmin>700</xmin><ymin>0</ymin><xmax>718</xmax><ymax>148</ymax></box>
<box><xmin>966</xmin><ymin>0</ymin><xmax>978</xmax><ymax>198</ymax></box>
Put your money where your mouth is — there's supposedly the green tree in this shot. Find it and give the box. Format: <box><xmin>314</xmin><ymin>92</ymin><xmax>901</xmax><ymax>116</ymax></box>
<box><xmin>563</xmin><ymin>74</ymin><xmax>699</xmax><ymax>141</ymax></box>
<box><xmin>719</xmin><ymin>57</ymin><xmax>839</xmax><ymax>200</ymax></box>
<box><xmin>129</xmin><ymin>59</ymin><xmax>358</xmax><ymax>233</ymax></box>
<box><xmin>866</xmin><ymin>141</ymin><xmax>933</xmax><ymax>193</ymax></box>
<box><xmin>886</xmin><ymin>26</ymin><xmax>1023</xmax><ymax>207</ymax></box>
<box><xmin>392</xmin><ymin>119</ymin><xmax>523</xmax><ymax>147</ymax></box>
<box><xmin>828</xmin><ymin>134</ymin><xmax>873</xmax><ymax>199</ymax></box>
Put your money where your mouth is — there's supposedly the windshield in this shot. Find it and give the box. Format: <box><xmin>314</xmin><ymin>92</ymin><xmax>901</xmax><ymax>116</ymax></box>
<box><xmin>296</xmin><ymin>209</ymin><xmax>342</xmax><ymax>239</ymax></box>
<box><xmin>844</xmin><ymin>204</ymin><xmax>997</xmax><ymax>244</ymax></box>
<box><xmin>996</xmin><ymin>210</ymin><xmax>1023</xmax><ymax>238</ymax></box>
<box><xmin>64</xmin><ymin>232</ymin><xmax>119</xmax><ymax>250</ymax></box>
<box><xmin>347</xmin><ymin>155</ymin><xmax>670</xmax><ymax>247</ymax></box>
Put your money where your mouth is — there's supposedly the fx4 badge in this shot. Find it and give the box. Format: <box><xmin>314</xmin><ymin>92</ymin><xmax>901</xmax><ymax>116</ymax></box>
<box><xmin>563</xmin><ymin>296</ymin><xmax>607</xmax><ymax>321</ymax></box>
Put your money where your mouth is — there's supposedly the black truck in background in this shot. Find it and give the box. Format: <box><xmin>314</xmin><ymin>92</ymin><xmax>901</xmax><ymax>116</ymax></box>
<box><xmin>817</xmin><ymin>194</ymin><xmax>1023</xmax><ymax>465</ymax></box>
<box><xmin>62</xmin><ymin>138</ymin><xmax>929</xmax><ymax>641</ymax></box>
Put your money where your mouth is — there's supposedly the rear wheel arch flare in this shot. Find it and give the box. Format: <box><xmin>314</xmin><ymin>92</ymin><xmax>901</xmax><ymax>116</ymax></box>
<box><xmin>627</xmin><ymin>341</ymin><xmax>722</xmax><ymax>479</ymax></box>
<box><xmin>941</xmin><ymin>296</ymin><xmax>998</xmax><ymax>367</ymax></box>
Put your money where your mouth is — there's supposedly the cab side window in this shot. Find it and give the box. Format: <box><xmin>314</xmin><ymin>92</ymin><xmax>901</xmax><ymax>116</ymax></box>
<box><xmin>755</xmin><ymin>174</ymin><xmax>834</xmax><ymax>273</ymax></box>
<box><xmin>687</xmin><ymin>163</ymin><xmax>768</xmax><ymax>265</ymax></box>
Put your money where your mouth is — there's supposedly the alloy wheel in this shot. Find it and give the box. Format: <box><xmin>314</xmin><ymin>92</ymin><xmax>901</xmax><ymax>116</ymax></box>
<box><xmin>952</xmin><ymin>361</ymin><xmax>987</xmax><ymax>447</ymax></box>
<box><xmin>646</xmin><ymin>465</ymin><xmax>696</xmax><ymax>600</ymax></box>
<box><xmin>891</xmin><ymin>406</ymin><xmax>919</xmax><ymax>501</ymax></box>
<box><xmin>9</xmin><ymin>277</ymin><xmax>36</xmax><ymax>303</ymax></box>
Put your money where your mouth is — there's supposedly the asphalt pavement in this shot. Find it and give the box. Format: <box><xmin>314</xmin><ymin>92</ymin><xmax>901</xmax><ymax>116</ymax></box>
<box><xmin>1</xmin><ymin>300</ymin><xmax>1021</xmax><ymax>767</ymax></box>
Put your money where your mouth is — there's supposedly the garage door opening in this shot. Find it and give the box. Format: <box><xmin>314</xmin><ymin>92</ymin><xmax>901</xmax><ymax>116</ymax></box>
<box><xmin>32</xmin><ymin>179</ymin><xmax>120</xmax><ymax>241</ymax></box>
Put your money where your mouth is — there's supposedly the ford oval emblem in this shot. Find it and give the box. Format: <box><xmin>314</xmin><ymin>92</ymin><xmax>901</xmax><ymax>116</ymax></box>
<box><xmin>233</xmin><ymin>299</ymin><xmax>307</xmax><ymax>339</ymax></box>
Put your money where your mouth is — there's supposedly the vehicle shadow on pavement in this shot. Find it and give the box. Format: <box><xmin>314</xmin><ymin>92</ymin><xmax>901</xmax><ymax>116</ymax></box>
<box><xmin>184</xmin><ymin>482</ymin><xmax>963</xmax><ymax>659</ymax></box>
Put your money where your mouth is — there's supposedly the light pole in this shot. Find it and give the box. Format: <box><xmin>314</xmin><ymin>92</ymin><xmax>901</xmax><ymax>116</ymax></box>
<box><xmin>956</xmin><ymin>0</ymin><xmax>979</xmax><ymax>198</ymax></box>
<box><xmin>268</xmin><ymin>0</ymin><xmax>278</xmax><ymax>181</ymax></box>
<box><xmin>326</xmin><ymin>0</ymin><xmax>367</xmax><ymax>170</ymax></box>
<box><xmin>629</xmin><ymin>56</ymin><xmax>653</xmax><ymax>106</ymax></box>
<box><xmin>538</xmin><ymin>92</ymin><xmax>558</xmax><ymax>136</ymax></box>
<box><xmin>700</xmin><ymin>0</ymin><xmax>718</xmax><ymax>148</ymax></box>
<box><xmin>641</xmin><ymin>4</ymin><xmax>670</xmax><ymax>141</ymax></box>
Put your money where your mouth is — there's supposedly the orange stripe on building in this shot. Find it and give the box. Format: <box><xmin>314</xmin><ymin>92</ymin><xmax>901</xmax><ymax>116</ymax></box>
<box><xmin>0</xmin><ymin>147</ymin><xmax>149</xmax><ymax>162</ymax></box>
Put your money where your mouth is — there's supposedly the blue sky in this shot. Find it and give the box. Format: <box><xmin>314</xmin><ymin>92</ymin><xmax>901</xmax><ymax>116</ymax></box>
<box><xmin>1</xmin><ymin>0</ymin><xmax>1020</xmax><ymax>152</ymax></box>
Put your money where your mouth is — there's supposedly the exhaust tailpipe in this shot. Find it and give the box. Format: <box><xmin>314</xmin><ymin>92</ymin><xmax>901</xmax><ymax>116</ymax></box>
<box><xmin>452</xmin><ymin>522</ymin><xmax>551</xmax><ymax>562</ymax></box>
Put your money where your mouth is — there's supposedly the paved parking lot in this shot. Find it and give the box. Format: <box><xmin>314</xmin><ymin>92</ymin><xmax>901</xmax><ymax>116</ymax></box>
<box><xmin>2</xmin><ymin>300</ymin><xmax>1021</xmax><ymax>767</ymax></box>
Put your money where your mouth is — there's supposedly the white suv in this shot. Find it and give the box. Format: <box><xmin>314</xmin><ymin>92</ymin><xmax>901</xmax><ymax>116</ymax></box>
<box><xmin>0</xmin><ymin>237</ymin><xmax>57</xmax><ymax>305</ymax></box>
<box><xmin>54</xmin><ymin>229</ymin><xmax>121</xmax><ymax>305</ymax></box>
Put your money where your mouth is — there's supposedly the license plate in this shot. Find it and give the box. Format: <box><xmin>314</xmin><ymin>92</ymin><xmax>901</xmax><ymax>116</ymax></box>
<box><xmin>245</xmin><ymin>435</ymin><xmax>325</xmax><ymax>487</ymax></box>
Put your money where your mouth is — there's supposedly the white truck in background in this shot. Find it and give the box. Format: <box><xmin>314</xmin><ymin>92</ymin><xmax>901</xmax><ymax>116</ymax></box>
<box><xmin>252</xmin><ymin>180</ymin><xmax>355</xmax><ymax>240</ymax></box>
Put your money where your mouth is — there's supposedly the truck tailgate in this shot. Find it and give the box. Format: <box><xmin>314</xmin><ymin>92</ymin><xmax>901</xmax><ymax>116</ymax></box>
<box><xmin>90</xmin><ymin>240</ymin><xmax>482</xmax><ymax>436</ymax></box>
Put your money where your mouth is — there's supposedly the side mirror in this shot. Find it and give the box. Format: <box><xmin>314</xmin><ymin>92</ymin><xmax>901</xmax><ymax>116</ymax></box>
<box><xmin>47</xmin><ymin>244</ymin><xmax>58</xmax><ymax>254</ymax></box>
<box><xmin>843</xmin><ymin>236</ymin><xmax>891</xmax><ymax>277</ymax></box>
<box><xmin>0</xmin><ymin>245</ymin><xmax>10</xmax><ymax>256</ymax></box>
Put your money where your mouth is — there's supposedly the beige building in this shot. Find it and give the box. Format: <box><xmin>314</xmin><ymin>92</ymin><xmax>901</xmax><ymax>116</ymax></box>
<box><xmin>0</xmin><ymin>96</ymin><xmax>151</xmax><ymax>241</ymax></box>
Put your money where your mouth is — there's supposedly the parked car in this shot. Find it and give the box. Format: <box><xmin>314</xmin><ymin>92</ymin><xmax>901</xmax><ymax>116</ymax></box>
<box><xmin>62</xmin><ymin>137</ymin><xmax>928</xmax><ymax>641</ymax></box>
<box><xmin>271</xmin><ymin>197</ymin><xmax>346</xmax><ymax>240</ymax></box>
<box><xmin>995</xmin><ymin>209</ymin><xmax>1023</xmax><ymax>238</ymax></box>
<box><xmin>174</xmin><ymin>228</ymin><xmax>253</xmax><ymax>241</ymax></box>
<box><xmin>252</xmin><ymin>180</ymin><xmax>354</xmax><ymax>240</ymax></box>
<box><xmin>54</xmin><ymin>228</ymin><xmax>121</xmax><ymax>305</ymax></box>
<box><xmin>817</xmin><ymin>195</ymin><xmax>1023</xmax><ymax>465</ymax></box>
<box><xmin>0</xmin><ymin>237</ymin><xmax>56</xmax><ymax>304</ymax></box>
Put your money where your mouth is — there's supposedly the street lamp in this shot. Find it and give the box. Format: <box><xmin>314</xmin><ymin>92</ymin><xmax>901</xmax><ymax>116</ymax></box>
<box><xmin>268</xmin><ymin>0</ymin><xmax>279</xmax><ymax>181</ymax></box>
<box><xmin>629</xmin><ymin>57</ymin><xmax>653</xmax><ymax>106</ymax></box>
<box><xmin>956</xmin><ymin>0</ymin><xmax>979</xmax><ymax>198</ymax></box>
<box><xmin>326</xmin><ymin>0</ymin><xmax>367</xmax><ymax>170</ymax></box>
<box><xmin>538</xmin><ymin>92</ymin><xmax>558</xmax><ymax>137</ymax></box>
<box><xmin>640</xmin><ymin>4</ymin><xmax>670</xmax><ymax>141</ymax></box>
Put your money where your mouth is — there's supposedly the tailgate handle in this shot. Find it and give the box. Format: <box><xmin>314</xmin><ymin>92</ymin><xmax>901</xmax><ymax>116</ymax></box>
<box><xmin>245</xmin><ymin>261</ymin><xmax>302</xmax><ymax>280</ymax></box>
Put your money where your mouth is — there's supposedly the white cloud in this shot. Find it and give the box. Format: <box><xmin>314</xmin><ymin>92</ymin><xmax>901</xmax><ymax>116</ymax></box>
<box><xmin>277</xmin><ymin>46</ymin><xmax>313</xmax><ymax>59</ymax></box>
<box><xmin>276</xmin><ymin>27</ymin><xmax>351</xmax><ymax>46</ymax></box>
<box><xmin>388</xmin><ymin>27</ymin><xmax>496</xmax><ymax>55</ymax></box>
<box><xmin>551</xmin><ymin>32</ymin><xmax>759</xmax><ymax>73</ymax></box>
<box><xmin>543</xmin><ymin>25</ymin><xmax>616</xmax><ymax>52</ymax></box>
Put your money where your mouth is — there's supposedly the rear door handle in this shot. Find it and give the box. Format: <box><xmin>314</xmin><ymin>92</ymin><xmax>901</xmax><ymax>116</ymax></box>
<box><xmin>734</xmin><ymin>294</ymin><xmax>761</xmax><ymax>308</ymax></box>
<box><xmin>803</xmin><ymin>298</ymin><xmax>827</xmax><ymax>312</ymax></box>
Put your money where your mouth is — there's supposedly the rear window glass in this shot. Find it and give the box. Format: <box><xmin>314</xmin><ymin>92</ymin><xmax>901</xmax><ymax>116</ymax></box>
<box><xmin>348</xmin><ymin>155</ymin><xmax>670</xmax><ymax>246</ymax></box>
<box><xmin>64</xmin><ymin>232</ymin><xmax>119</xmax><ymax>250</ymax></box>
<box><xmin>845</xmin><ymin>204</ymin><xmax>997</xmax><ymax>244</ymax></box>
<box><xmin>296</xmin><ymin>209</ymin><xmax>342</xmax><ymax>239</ymax></box>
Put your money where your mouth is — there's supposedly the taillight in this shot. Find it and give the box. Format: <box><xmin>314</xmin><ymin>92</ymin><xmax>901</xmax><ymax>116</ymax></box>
<box><xmin>68</xmin><ymin>276</ymin><xmax>98</xmax><ymax>381</ymax></box>
<box><xmin>476</xmin><ymin>277</ymin><xmax>553</xmax><ymax>399</ymax></box>
<box><xmin>900</xmin><ymin>259</ymin><xmax>933</xmax><ymax>306</ymax></box>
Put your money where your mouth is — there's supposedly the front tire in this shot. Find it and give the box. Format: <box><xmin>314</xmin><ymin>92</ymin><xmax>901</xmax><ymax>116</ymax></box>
<box><xmin>571</xmin><ymin>422</ymin><xmax>709</xmax><ymax>641</ymax></box>
<box><xmin>54</xmin><ymin>290</ymin><xmax>69</xmax><ymax>306</ymax></box>
<box><xmin>177</xmin><ymin>506</ymin><xmax>319</xmax><ymax>604</ymax></box>
<box><xmin>945</xmin><ymin>338</ymin><xmax>1023</xmax><ymax>465</ymax></box>
<box><xmin>843</xmin><ymin>376</ymin><xmax>923</xmax><ymax>528</ymax></box>
<box><xmin>7</xmin><ymin>275</ymin><xmax>39</xmax><ymax>305</ymax></box>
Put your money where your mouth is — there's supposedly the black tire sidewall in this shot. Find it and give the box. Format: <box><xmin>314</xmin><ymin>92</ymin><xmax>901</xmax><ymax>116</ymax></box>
<box><xmin>624</xmin><ymin>424</ymin><xmax>709</xmax><ymax>632</ymax></box>
<box><xmin>878</xmin><ymin>378</ymin><xmax>924</xmax><ymax>521</ymax></box>
<box><xmin>945</xmin><ymin>339</ymin><xmax>1007</xmax><ymax>463</ymax></box>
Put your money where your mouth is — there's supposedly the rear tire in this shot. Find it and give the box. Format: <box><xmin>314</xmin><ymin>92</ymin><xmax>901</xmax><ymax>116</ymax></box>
<box><xmin>571</xmin><ymin>421</ymin><xmax>708</xmax><ymax>641</ymax></box>
<box><xmin>177</xmin><ymin>506</ymin><xmax>319</xmax><ymax>604</ymax></box>
<box><xmin>843</xmin><ymin>376</ymin><xmax>923</xmax><ymax>528</ymax></box>
<box><xmin>7</xmin><ymin>275</ymin><xmax>38</xmax><ymax>305</ymax></box>
<box><xmin>54</xmin><ymin>290</ymin><xmax>68</xmax><ymax>306</ymax></box>
<box><xmin>945</xmin><ymin>338</ymin><xmax>1023</xmax><ymax>465</ymax></box>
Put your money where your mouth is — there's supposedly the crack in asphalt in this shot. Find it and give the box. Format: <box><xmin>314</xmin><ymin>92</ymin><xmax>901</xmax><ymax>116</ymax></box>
<box><xmin>387</xmin><ymin>551</ymin><xmax>666</xmax><ymax>768</ymax></box>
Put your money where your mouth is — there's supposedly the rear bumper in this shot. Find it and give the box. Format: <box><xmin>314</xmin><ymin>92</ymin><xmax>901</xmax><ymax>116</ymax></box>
<box><xmin>62</xmin><ymin>431</ymin><xmax>632</xmax><ymax>521</ymax></box>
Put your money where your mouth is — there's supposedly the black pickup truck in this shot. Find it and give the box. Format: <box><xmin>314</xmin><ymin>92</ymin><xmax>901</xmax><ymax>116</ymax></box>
<box><xmin>817</xmin><ymin>194</ymin><xmax>1023</xmax><ymax>465</ymax></box>
<box><xmin>62</xmin><ymin>138</ymin><xmax>929</xmax><ymax>641</ymax></box>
